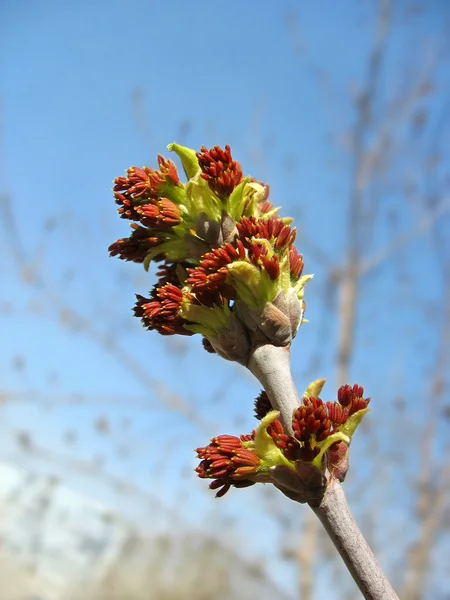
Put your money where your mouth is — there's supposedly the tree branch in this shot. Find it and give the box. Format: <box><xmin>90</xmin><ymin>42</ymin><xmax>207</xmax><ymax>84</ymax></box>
<box><xmin>312</xmin><ymin>479</ymin><xmax>399</xmax><ymax>600</ymax></box>
<box><xmin>248</xmin><ymin>343</ymin><xmax>399</xmax><ymax>599</ymax></box>
<box><xmin>247</xmin><ymin>344</ymin><xmax>301</xmax><ymax>436</ymax></box>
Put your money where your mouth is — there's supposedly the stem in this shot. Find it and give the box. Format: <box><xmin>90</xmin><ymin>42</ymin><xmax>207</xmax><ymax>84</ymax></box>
<box><xmin>247</xmin><ymin>344</ymin><xmax>301</xmax><ymax>435</ymax></box>
<box><xmin>311</xmin><ymin>479</ymin><xmax>399</xmax><ymax>600</ymax></box>
<box><xmin>247</xmin><ymin>343</ymin><xmax>399</xmax><ymax>600</ymax></box>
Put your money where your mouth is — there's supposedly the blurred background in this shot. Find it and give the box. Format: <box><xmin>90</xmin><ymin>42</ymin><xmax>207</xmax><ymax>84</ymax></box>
<box><xmin>1</xmin><ymin>1</ymin><xmax>450</xmax><ymax>599</ymax></box>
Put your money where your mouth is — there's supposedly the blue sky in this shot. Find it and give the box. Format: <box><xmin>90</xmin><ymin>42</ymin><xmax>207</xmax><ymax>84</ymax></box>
<box><xmin>1</xmin><ymin>1</ymin><xmax>450</xmax><ymax>597</ymax></box>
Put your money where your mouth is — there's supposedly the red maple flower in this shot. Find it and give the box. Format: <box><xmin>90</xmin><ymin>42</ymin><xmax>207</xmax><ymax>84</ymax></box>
<box><xmin>289</xmin><ymin>246</ymin><xmax>304</xmax><ymax>280</ymax></box>
<box><xmin>337</xmin><ymin>384</ymin><xmax>370</xmax><ymax>415</ymax></box>
<box><xmin>108</xmin><ymin>223</ymin><xmax>163</xmax><ymax>263</ymax></box>
<box><xmin>292</xmin><ymin>398</ymin><xmax>332</xmax><ymax>443</ymax></box>
<box><xmin>246</xmin><ymin>242</ymin><xmax>280</xmax><ymax>280</ymax></box>
<box><xmin>254</xmin><ymin>390</ymin><xmax>273</xmax><ymax>420</ymax></box>
<box><xmin>326</xmin><ymin>401</ymin><xmax>348</xmax><ymax>426</ymax></box>
<box><xmin>157</xmin><ymin>155</ymin><xmax>180</xmax><ymax>185</ymax></box>
<box><xmin>266</xmin><ymin>419</ymin><xmax>301</xmax><ymax>461</ymax></box>
<box><xmin>186</xmin><ymin>241</ymin><xmax>246</xmax><ymax>294</ymax></box>
<box><xmin>114</xmin><ymin>166</ymin><xmax>165</xmax><ymax>202</ymax></box>
<box><xmin>195</xmin><ymin>434</ymin><xmax>260</xmax><ymax>497</ymax></box>
<box><xmin>236</xmin><ymin>216</ymin><xmax>296</xmax><ymax>250</ymax></box>
<box><xmin>196</xmin><ymin>145</ymin><xmax>244</xmax><ymax>200</ymax></box>
<box><xmin>114</xmin><ymin>191</ymin><xmax>142</xmax><ymax>221</ymax></box>
<box><xmin>297</xmin><ymin>442</ymin><xmax>321</xmax><ymax>462</ymax></box>
<box><xmin>135</xmin><ymin>198</ymin><xmax>182</xmax><ymax>228</ymax></box>
<box><xmin>133</xmin><ymin>284</ymin><xmax>193</xmax><ymax>336</ymax></box>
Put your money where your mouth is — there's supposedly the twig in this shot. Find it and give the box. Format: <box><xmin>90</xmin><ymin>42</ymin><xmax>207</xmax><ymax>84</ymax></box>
<box><xmin>248</xmin><ymin>343</ymin><xmax>399</xmax><ymax>599</ymax></box>
<box><xmin>248</xmin><ymin>344</ymin><xmax>301</xmax><ymax>436</ymax></box>
<box><xmin>312</xmin><ymin>480</ymin><xmax>399</xmax><ymax>600</ymax></box>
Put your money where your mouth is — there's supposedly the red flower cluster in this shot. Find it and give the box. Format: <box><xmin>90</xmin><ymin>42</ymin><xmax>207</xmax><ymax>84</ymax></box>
<box><xmin>292</xmin><ymin>386</ymin><xmax>370</xmax><ymax>461</ymax></box>
<box><xmin>196</xmin><ymin>145</ymin><xmax>244</xmax><ymax>199</ymax></box>
<box><xmin>196</xmin><ymin>383</ymin><xmax>370</xmax><ymax>496</ymax></box>
<box><xmin>108</xmin><ymin>223</ymin><xmax>163</xmax><ymax>263</ymax></box>
<box><xmin>289</xmin><ymin>246</ymin><xmax>304</xmax><ymax>280</ymax></box>
<box><xmin>186</xmin><ymin>241</ymin><xmax>246</xmax><ymax>296</ymax></box>
<box><xmin>135</xmin><ymin>198</ymin><xmax>181</xmax><ymax>228</ymax></box>
<box><xmin>110</xmin><ymin>144</ymin><xmax>307</xmax><ymax>351</ymax></box>
<box><xmin>292</xmin><ymin>386</ymin><xmax>370</xmax><ymax>441</ymax></box>
<box><xmin>196</xmin><ymin>434</ymin><xmax>260</xmax><ymax>497</ymax></box>
<box><xmin>108</xmin><ymin>156</ymin><xmax>182</xmax><ymax>262</ymax></box>
<box><xmin>248</xmin><ymin>242</ymin><xmax>280</xmax><ymax>280</ymax></box>
<box><xmin>114</xmin><ymin>156</ymin><xmax>179</xmax><ymax>205</ymax></box>
<box><xmin>293</xmin><ymin>398</ymin><xmax>332</xmax><ymax>443</ymax></box>
<box><xmin>337</xmin><ymin>383</ymin><xmax>369</xmax><ymax>415</ymax></box>
<box><xmin>157</xmin><ymin>155</ymin><xmax>180</xmax><ymax>185</ymax></box>
<box><xmin>237</xmin><ymin>216</ymin><xmax>296</xmax><ymax>250</ymax></box>
<box><xmin>186</xmin><ymin>216</ymin><xmax>299</xmax><ymax>297</ymax></box>
<box><xmin>254</xmin><ymin>390</ymin><xmax>273</xmax><ymax>420</ymax></box>
<box><xmin>266</xmin><ymin>419</ymin><xmax>301</xmax><ymax>461</ymax></box>
<box><xmin>238</xmin><ymin>216</ymin><xmax>303</xmax><ymax>280</ymax></box>
<box><xmin>134</xmin><ymin>284</ymin><xmax>192</xmax><ymax>336</ymax></box>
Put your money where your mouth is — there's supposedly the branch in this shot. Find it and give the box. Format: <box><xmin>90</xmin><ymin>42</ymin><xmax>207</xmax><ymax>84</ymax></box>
<box><xmin>248</xmin><ymin>343</ymin><xmax>399</xmax><ymax>600</ymax></box>
<box><xmin>248</xmin><ymin>344</ymin><xmax>301</xmax><ymax>436</ymax></box>
<box><xmin>312</xmin><ymin>479</ymin><xmax>399</xmax><ymax>600</ymax></box>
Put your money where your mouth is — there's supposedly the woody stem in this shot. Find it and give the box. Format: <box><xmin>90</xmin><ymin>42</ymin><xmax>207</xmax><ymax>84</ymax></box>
<box><xmin>312</xmin><ymin>480</ymin><xmax>399</xmax><ymax>600</ymax></box>
<box><xmin>247</xmin><ymin>344</ymin><xmax>301</xmax><ymax>436</ymax></box>
<box><xmin>247</xmin><ymin>343</ymin><xmax>399</xmax><ymax>600</ymax></box>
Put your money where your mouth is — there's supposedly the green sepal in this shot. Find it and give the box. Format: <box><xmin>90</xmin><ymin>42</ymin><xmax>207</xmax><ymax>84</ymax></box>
<box><xmin>294</xmin><ymin>274</ymin><xmax>314</xmax><ymax>299</ymax></box>
<box><xmin>235</xmin><ymin>179</ymin><xmax>263</xmax><ymax>219</ymax></box>
<box><xmin>336</xmin><ymin>408</ymin><xmax>370</xmax><ymax>439</ymax></box>
<box><xmin>277</xmin><ymin>253</ymin><xmax>294</xmax><ymax>294</ymax></box>
<box><xmin>180</xmin><ymin>300</ymin><xmax>231</xmax><ymax>339</ymax></box>
<box><xmin>311</xmin><ymin>431</ymin><xmax>350</xmax><ymax>470</ymax></box>
<box><xmin>157</xmin><ymin>179</ymin><xmax>186</xmax><ymax>205</ymax></box>
<box><xmin>143</xmin><ymin>237</ymin><xmax>189</xmax><ymax>269</ymax></box>
<box><xmin>168</xmin><ymin>143</ymin><xmax>199</xmax><ymax>180</ymax></box>
<box><xmin>143</xmin><ymin>253</ymin><xmax>152</xmax><ymax>272</ymax></box>
<box><xmin>244</xmin><ymin>411</ymin><xmax>294</xmax><ymax>472</ymax></box>
<box><xmin>227</xmin><ymin>177</ymin><xmax>250</xmax><ymax>221</ymax></box>
<box><xmin>228</xmin><ymin>261</ymin><xmax>276</xmax><ymax>310</ymax></box>
<box><xmin>302</xmin><ymin>379</ymin><xmax>327</xmax><ymax>399</ymax></box>
<box><xmin>184</xmin><ymin>172</ymin><xmax>222</xmax><ymax>221</ymax></box>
